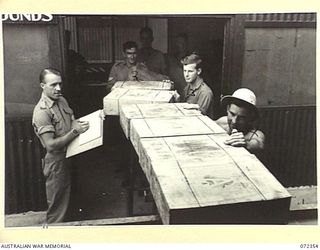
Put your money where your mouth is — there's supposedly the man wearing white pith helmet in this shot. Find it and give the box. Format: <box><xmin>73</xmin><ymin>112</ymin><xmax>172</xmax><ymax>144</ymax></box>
<box><xmin>216</xmin><ymin>88</ymin><xmax>265</xmax><ymax>154</ymax></box>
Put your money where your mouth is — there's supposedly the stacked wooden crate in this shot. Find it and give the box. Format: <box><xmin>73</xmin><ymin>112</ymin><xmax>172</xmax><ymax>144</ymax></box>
<box><xmin>104</xmin><ymin>88</ymin><xmax>177</xmax><ymax>116</ymax></box>
<box><xmin>103</xmin><ymin>80</ymin><xmax>178</xmax><ymax>116</ymax></box>
<box><xmin>111</xmin><ymin>80</ymin><xmax>172</xmax><ymax>91</ymax></box>
<box><xmin>119</xmin><ymin>103</ymin><xmax>292</xmax><ymax>224</ymax></box>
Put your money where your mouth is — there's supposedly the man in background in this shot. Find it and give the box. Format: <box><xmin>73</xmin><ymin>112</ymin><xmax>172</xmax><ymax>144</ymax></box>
<box><xmin>166</xmin><ymin>33</ymin><xmax>189</xmax><ymax>96</ymax></box>
<box><xmin>138</xmin><ymin>27</ymin><xmax>167</xmax><ymax>75</ymax></box>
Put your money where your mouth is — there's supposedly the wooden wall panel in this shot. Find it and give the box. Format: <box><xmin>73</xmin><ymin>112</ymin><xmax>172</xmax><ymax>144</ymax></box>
<box><xmin>241</xmin><ymin>27</ymin><xmax>316</xmax><ymax>106</ymax></box>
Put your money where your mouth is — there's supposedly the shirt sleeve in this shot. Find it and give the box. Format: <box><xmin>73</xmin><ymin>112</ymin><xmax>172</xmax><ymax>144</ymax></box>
<box><xmin>197</xmin><ymin>89</ymin><xmax>213</xmax><ymax>115</ymax></box>
<box><xmin>107</xmin><ymin>64</ymin><xmax>118</xmax><ymax>90</ymax></box>
<box><xmin>159</xmin><ymin>53</ymin><xmax>167</xmax><ymax>75</ymax></box>
<box><xmin>33</xmin><ymin>109</ymin><xmax>55</xmax><ymax>135</ymax></box>
<box><xmin>137</xmin><ymin>63</ymin><xmax>169</xmax><ymax>81</ymax></box>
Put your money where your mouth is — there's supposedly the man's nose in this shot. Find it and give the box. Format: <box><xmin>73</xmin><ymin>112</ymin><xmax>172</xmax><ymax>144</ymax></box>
<box><xmin>55</xmin><ymin>84</ymin><xmax>61</xmax><ymax>91</ymax></box>
<box><xmin>231</xmin><ymin>116</ymin><xmax>237</xmax><ymax>124</ymax></box>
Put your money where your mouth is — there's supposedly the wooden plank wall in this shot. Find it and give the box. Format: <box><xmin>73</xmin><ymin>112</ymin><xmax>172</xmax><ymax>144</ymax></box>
<box><xmin>241</xmin><ymin>27</ymin><xmax>316</xmax><ymax>106</ymax></box>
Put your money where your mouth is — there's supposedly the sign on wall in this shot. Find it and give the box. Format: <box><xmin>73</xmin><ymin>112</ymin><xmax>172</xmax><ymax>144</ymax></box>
<box><xmin>1</xmin><ymin>14</ymin><xmax>57</xmax><ymax>24</ymax></box>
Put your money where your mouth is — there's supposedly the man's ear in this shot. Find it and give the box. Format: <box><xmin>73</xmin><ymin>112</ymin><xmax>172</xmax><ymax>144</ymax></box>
<box><xmin>197</xmin><ymin>68</ymin><xmax>202</xmax><ymax>75</ymax></box>
<box><xmin>40</xmin><ymin>82</ymin><xmax>45</xmax><ymax>89</ymax></box>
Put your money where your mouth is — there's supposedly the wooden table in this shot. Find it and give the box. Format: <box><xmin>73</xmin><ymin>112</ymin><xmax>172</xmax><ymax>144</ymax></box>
<box><xmin>120</xmin><ymin>107</ymin><xmax>292</xmax><ymax>224</ymax></box>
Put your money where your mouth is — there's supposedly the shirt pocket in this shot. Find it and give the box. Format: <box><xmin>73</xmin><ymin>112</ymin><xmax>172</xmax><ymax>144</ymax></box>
<box><xmin>63</xmin><ymin>106</ymin><xmax>73</xmax><ymax>116</ymax></box>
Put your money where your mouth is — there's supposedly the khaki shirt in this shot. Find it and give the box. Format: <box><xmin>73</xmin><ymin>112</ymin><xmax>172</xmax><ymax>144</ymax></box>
<box><xmin>138</xmin><ymin>48</ymin><xmax>167</xmax><ymax>75</ymax></box>
<box><xmin>182</xmin><ymin>77</ymin><xmax>213</xmax><ymax>116</ymax></box>
<box><xmin>107</xmin><ymin>61</ymin><xmax>168</xmax><ymax>89</ymax></box>
<box><xmin>32</xmin><ymin>93</ymin><xmax>74</xmax><ymax>152</ymax></box>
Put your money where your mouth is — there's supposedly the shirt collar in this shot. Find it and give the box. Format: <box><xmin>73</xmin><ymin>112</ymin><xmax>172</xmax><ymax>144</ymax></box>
<box><xmin>189</xmin><ymin>77</ymin><xmax>204</xmax><ymax>91</ymax></box>
<box><xmin>40</xmin><ymin>92</ymin><xmax>56</xmax><ymax>109</ymax></box>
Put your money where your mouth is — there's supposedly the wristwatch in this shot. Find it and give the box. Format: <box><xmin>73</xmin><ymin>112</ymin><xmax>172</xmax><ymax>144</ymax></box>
<box><xmin>72</xmin><ymin>128</ymin><xmax>79</xmax><ymax>136</ymax></box>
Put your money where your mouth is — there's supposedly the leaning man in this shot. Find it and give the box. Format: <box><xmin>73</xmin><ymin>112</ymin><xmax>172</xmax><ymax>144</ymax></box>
<box><xmin>32</xmin><ymin>68</ymin><xmax>89</xmax><ymax>223</ymax></box>
<box><xmin>216</xmin><ymin>88</ymin><xmax>265</xmax><ymax>154</ymax></box>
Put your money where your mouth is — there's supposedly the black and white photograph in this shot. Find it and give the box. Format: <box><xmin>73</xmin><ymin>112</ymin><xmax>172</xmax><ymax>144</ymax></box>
<box><xmin>2</xmin><ymin>12</ymin><xmax>317</xmax><ymax>230</ymax></box>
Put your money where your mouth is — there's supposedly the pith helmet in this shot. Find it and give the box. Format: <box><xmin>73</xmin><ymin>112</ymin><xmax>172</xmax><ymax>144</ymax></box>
<box><xmin>221</xmin><ymin>88</ymin><xmax>259</xmax><ymax>120</ymax></box>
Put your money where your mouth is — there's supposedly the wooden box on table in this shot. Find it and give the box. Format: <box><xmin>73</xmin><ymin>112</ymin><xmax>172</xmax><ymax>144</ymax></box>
<box><xmin>119</xmin><ymin>103</ymin><xmax>205</xmax><ymax>139</ymax></box>
<box><xmin>103</xmin><ymin>88</ymin><xmax>177</xmax><ymax>116</ymax></box>
<box><xmin>127</xmin><ymin>115</ymin><xmax>291</xmax><ymax>224</ymax></box>
<box><xmin>111</xmin><ymin>80</ymin><xmax>172</xmax><ymax>91</ymax></box>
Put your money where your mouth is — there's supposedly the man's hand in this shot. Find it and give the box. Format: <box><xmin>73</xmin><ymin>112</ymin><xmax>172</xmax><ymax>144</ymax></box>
<box><xmin>224</xmin><ymin>129</ymin><xmax>247</xmax><ymax>147</ymax></box>
<box><xmin>99</xmin><ymin>109</ymin><xmax>105</xmax><ymax>121</ymax></box>
<box><xmin>73</xmin><ymin>120</ymin><xmax>90</xmax><ymax>134</ymax></box>
<box><xmin>162</xmin><ymin>79</ymin><xmax>174</xmax><ymax>90</ymax></box>
<box><xmin>128</xmin><ymin>66</ymin><xmax>138</xmax><ymax>81</ymax></box>
<box><xmin>182</xmin><ymin>103</ymin><xmax>200</xmax><ymax>110</ymax></box>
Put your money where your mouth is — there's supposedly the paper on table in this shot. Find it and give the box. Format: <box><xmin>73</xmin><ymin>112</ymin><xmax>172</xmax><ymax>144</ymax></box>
<box><xmin>79</xmin><ymin>110</ymin><xmax>102</xmax><ymax>145</ymax></box>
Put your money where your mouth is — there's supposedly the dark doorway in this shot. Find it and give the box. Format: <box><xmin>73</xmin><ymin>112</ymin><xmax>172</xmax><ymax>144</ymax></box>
<box><xmin>168</xmin><ymin>17</ymin><xmax>227</xmax><ymax>119</ymax></box>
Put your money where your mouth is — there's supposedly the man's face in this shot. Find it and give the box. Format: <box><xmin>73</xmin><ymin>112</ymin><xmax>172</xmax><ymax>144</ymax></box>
<box><xmin>41</xmin><ymin>73</ymin><xmax>62</xmax><ymax>101</ymax></box>
<box><xmin>123</xmin><ymin>47</ymin><xmax>137</xmax><ymax>65</ymax></box>
<box><xmin>227</xmin><ymin>103</ymin><xmax>251</xmax><ymax>133</ymax></box>
<box><xmin>183</xmin><ymin>63</ymin><xmax>201</xmax><ymax>84</ymax></box>
<box><xmin>175</xmin><ymin>36</ymin><xmax>188</xmax><ymax>54</ymax></box>
<box><xmin>140</xmin><ymin>32</ymin><xmax>153</xmax><ymax>48</ymax></box>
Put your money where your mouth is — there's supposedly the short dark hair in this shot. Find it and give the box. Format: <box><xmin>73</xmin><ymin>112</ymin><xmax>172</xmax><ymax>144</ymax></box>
<box><xmin>140</xmin><ymin>27</ymin><xmax>153</xmax><ymax>37</ymax></box>
<box><xmin>39</xmin><ymin>68</ymin><xmax>61</xmax><ymax>83</ymax></box>
<box><xmin>123</xmin><ymin>41</ymin><xmax>138</xmax><ymax>52</ymax></box>
<box><xmin>180</xmin><ymin>52</ymin><xmax>202</xmax><ymax>69</ymax></box>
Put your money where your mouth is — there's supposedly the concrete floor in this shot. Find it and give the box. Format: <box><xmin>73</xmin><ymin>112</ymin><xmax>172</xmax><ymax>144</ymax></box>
<box><xmin>65</xmin><ymin>146</ymin><xmax>155</xmax><ymax>222</ymax></box>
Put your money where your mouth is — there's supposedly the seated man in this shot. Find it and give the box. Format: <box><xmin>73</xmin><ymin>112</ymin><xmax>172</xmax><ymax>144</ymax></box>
<box><xmin>216</xmin><ymin>88</ymin><xmax>265</xmax><ymax>154</ymax></box>
<box><xmin>180</xmin><ymin>52</ymin><xmax>213</xmax><ymax>116</ymax></box>
<box><xmin>107</xmin><ymin>41</ymin><xmax>168</xmax><ymax>91</ymax></box>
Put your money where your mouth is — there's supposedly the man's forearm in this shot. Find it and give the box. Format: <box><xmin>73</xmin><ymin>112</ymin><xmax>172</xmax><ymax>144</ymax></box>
<box><xmin>43</xmin><ymin>130</ymin><xmax>77</xmax><ymax>152</ymax></box>
<box><xmin>246</xmin><ymin>138</ymin><xmax>264</xmax><ymax>153</ymax></box>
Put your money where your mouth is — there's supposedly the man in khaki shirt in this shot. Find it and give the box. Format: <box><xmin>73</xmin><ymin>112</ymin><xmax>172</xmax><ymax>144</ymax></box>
<box><xmin>32</xmin><ymin>68</ymin><xmax>89</xmax><ymax>223</ymax></box>
<box><xmin>181</xmin><ymin>52</ymin><xmax>213</xmax><ymax>117</ymax></box>
<box><xmin>138</xmin><ymin>27</ymin><xmax>167</xmax><ymax>75</ymax></box>
<box><xmin>107</xmin><ymin>41</ymin><xmax>168</xmax><ymax>91</ymax></box>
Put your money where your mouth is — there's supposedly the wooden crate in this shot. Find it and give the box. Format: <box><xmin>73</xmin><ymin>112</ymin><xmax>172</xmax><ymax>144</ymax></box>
<box><xmin>111</xmin><ymin>81</ymin><xmax>172</xmax><ymax>91</ymax></box>
<box><xmin>103</xmin><ymin>88</ymin><xmax>176</xmax><ymax>116</ymax></box>
<box><xmin>119</xmin><ymin>103</ymin><xmax>203</xmax><ymax>139</ymax></box>
<box><xmin>129</xmin><ymin>116</ymin><xmax>226</xmax><ymax>157</ymax></box>
<box><xmin>138</xmin><ymin>134</ymin><xmax>291</xmax><ymax>224</ymax></box>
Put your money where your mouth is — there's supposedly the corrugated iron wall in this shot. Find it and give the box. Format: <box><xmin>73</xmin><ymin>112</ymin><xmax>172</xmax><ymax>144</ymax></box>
<box><xmin>63</xmin><ymin>15</ymin><xmax>78</xmax><ymax>51</ymax></box>
<box><xmin>77</xmin><ymin>16</ymin><xmax>113</xmax><ymax>63</ymax></box>
<box><xmin>246</xmin><ymin>13</ymin><xmax>316</xmax><ymax>22</ymax></box>
<box><xmin>5</xmin><ymin>117</ymin><xmax>47</xmax><ymax>214</ymax></box>
<box><xmin>259</xmin><ymin>105</ymin><xmax>316</xmax><ymax>187</ymax></box>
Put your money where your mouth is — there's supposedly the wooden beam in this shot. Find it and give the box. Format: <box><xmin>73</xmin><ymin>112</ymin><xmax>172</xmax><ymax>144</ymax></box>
<box><xmin>287</xmin><ymin>186</ymin><xmax>317</xmax><ymax>211</ymax></box>
<box><xmin>50</xmin><ymin>215</ymin><xmax>161</xmax><ymax>226</ymax></box>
